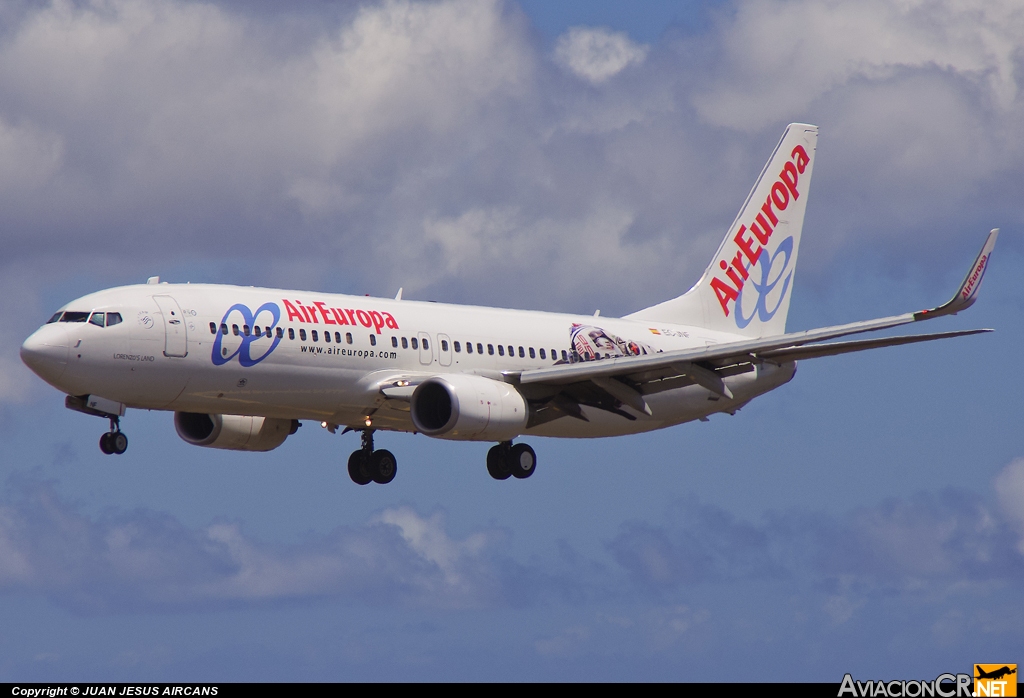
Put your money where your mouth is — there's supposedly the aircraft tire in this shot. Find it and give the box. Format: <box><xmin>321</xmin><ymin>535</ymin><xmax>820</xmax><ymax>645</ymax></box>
<box><xmin>99</xmin><ymin>433</ymin><xmax>113</xmax><ymax>455</ymax></box>
<box><xmin>508</xmin><ymin>443</ymin><xmax>536</xmax><ymax>479</ymax></box>
<box><xmin>111</xmin><ymin>432</ymin><xmax>128</xmax><ymax>455</ymax></box>
<box><xmin>371</xmin><ymin>449</ymin><xmax>397</xmax><ymax>484</ymax></box>
<box><xmin>486</xmin><ymin>445</ymin><xmax>511</xmax><ymax>480</ymax></box>
<box><xmin>348</xmin><ymin>451</ymin><xmax>372</xmax><ymax>485</ymax></box>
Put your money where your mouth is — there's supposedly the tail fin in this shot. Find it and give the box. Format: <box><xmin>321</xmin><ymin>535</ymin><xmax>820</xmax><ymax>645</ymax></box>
<box><xmin>627</xmin><ymin>123</ymin><xmax>818</xmax><ymax>337</ymax></box>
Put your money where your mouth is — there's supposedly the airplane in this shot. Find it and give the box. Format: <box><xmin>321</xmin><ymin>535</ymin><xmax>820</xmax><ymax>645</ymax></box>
<box><xmin>20</xmin><ymin>123</ymin><xmax>998</xmax><ymax>486</ymax></box>
<box><xmin>975</xmin><ymin>666</ymin><xmax>1017</xmax><ymax>681</ymax></box>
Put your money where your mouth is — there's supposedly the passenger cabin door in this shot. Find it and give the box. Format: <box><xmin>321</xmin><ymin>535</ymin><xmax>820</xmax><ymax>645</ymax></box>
<box><xmin>152</xmin><ymin>295</ymin><xmax>188</xmax><ymax>358</ymax></box>
<box><xmin>418</xmin><ymin>331</ymin><xmax>433</xmax><ymax>366</ymax></box>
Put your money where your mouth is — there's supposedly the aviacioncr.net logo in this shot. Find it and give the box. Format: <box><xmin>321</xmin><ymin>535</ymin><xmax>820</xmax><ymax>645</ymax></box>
<box><xmin>733</xmin><ymin>235</ymin><xmax>794</xmax><ymax>329</ymax></box>
<box><xmin>212</xmin><ymin>302</ymin><xmax>282</xmax><ymax>367</ymax></box>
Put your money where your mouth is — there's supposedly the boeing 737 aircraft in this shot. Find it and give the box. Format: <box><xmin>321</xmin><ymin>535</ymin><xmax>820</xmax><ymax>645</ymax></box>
<box><xmin>20</xmin><ymin>124</ymin><xmax>998</xmax><ymax>485</ymax></box>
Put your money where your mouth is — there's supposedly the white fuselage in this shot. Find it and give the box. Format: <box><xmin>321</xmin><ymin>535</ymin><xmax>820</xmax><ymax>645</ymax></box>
<box><xmin>21</xmin><ymin>283</ymin><xmax>796</xmax><ymax>439</ymax></box>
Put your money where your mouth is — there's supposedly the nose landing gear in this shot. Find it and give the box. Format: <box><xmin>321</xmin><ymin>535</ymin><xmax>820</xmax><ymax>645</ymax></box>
<box><xmin>347</xmin><ymin>429</ymin><xmax>397</xmax><ymax>485</ymax></box>
<box><xmin>98</xmin><ymin>416</ymin><xmax>128</xmax><ymax>455</ymax></box>
<box><xmin>487</xmin><ymin>441</ymin><xmax>536</xmax><ymax>480</ymax></box>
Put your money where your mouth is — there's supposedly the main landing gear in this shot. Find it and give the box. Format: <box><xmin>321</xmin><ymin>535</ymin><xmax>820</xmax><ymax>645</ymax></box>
<box><xmin>99</xmin><ymin>415</ymin><xmax>128</xmax><ymax>455</ymax></box>
<box><xmin>487</xmin><ymin>441</ymin><xmax>536</xmax><ymax>481</ymax></box>
<box><xmin>348</xmin><ymin>429</ymin><xmax>397</xmax><ymax>485</ymax></box>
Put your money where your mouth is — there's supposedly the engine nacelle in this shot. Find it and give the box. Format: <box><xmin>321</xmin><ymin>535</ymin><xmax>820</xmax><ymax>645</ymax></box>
<box><xmin>174</xmin><ymin>412</ymin><xmax>299</xmax><ymax>452</ymax></box>
<box><xmin>410</xmin><ymin>374</ymin><xmax>529</xmax><ymax>441</ymax></box>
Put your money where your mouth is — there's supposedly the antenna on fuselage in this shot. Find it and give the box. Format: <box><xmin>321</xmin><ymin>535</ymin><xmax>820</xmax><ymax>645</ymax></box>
<box><xmin>147</xmin><ymin>276</ymin><xmax>160</xmax><ymax>285</ymax></box>
<box><xmin>395</xmin><ymin>288</ymin><xmax>403</xmax><ymax>301</ymax></box>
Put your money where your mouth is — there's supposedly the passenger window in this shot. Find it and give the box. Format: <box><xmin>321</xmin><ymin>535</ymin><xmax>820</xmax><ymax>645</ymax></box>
<box><xmin>539</xmin><ymin>348</ymin><xmax>546</xmax><ymax>359</ymax></box>
<box><xmin>477</xmin><ymin>343</ymin><xmax>484</xmax><ymax>354</ymax></box>
<box><xmin>232</xmin><ymin>324</ymin><xmax>239</xmax><ymax>336</ymax></box>
<box><xmin>402</xmin><ymin>337</ymin><xmax>408</xmax><ymax>349</ymax></box>
<box><xmin>411</xmin><ymin>337</ymin><xmax>418</xmax><ymax>350</ymax></box>
<box><xmin>254</xmin><ymin>326</ymin><xmax>261</xmax><ymax>337</ymax></box>
<box><xmin>288</xmin><ymin>328</ymin><xmax>295</xmax><ymax>340</ymax></box>
<box><xmin>454</xmin><ymin>341</ymin><xmax>461</xmax><ymax>352</ymax></box>
<box><xmin>422</xmin><ymin>338</ymin><xmax>428</xmax><ymax>350</ymax></box>
<box><xmin>347</xmin><ymin>332</ymin><xmax>353</xmax><ymax>345</ymax></box>
<box><xmin>488</xmin><ymin>344</ymin><xmax>494</xmax><ymax>355</ymax></box>
<box><xmin>106</xmin><ymin>312</ymin><xmax>123</xmax><ymax>327</ymax></box>
<box><xmin>529</xmin><ymin>347</ymin><xmax>535</xmax><ymax>359</ymax></box>
<box><xmin>551</xmin><ymin>349</ymin><xmax>557</xmax><ymax>360</ymax></box>
<box><xmin>441</xmin><ymin>340</ymin><xmax>448</xmax><ymax>351</ymax></box>
<box><xmin>498</xmin><ymin>345</ymin><xmax>504</xmax><ymax>356</ymax></box>
<box><xmin>47</xmin><ymin>312</ymin><xmax>63</xmax><ymax>324</ymax></box>
<box><xmin>561</xmin><ymin>350</ymin><xmax>568</xmax><ymax>361</ymax></box>
<box><xmin>335</xmin><ymin>332</ymin><xmax>342</xmax><ymax>343</ymax></box>
<box><xmin>266</xmin><ymin>327</ymin><xmax>272</xmax><ymax>338</ymax></box>
<box><xmin>518</xmin><ymin>346</ymin><xmax>525</xmax><ymax>358</ymax></box>
<box><xmin>507</xmin><ymin>345</ymin><xmax>513</xmax><ymax>357</ymax></box>
<box><xmin>392</xmin><ymin>336</ymin><xmax>398</xmax><ymax>348</ymax></box>
<box><xmin>243</xmin><ymin>325</ymin><xmax>250</xmax><ymax>336</ymax></box>
<box><xmin>370</xmin><ymin>335</ymin><xmax>376</xmax><ymax>346</ymax></box>
<box><xmin>276</xmin><ymin>327</ymin><xmax>283</xmax><ymax>339</ymax></box>
<box><xmin>312</xmin><ymin>330</ymin><xmax>318</xmax><ymax>342</ymax></box>
<box><xmin>209</xmin><ymin>322</ymin><xmax>217</xmax><ymax>334</ymax></box>
<box><xmin>221</xmin><ymin>323</ymin><xmax>228</xmax><ymax>335</ymax></box>
<box><xmin>466</xmin><ymin>342</ymin><xmax>473</xmax><ymax>354</ymax></box>
<box><xmin>324</xmin><ymin>331</ymin><xmax>331</xmax><ymax>343</ymax></box>
<box><xmin>299</xmin><ymin>329</ymin><xmax>307</xmax><ymax>341</ymax></box>
<box><xmin>89</xmin><ymin>312</ymin><xmax>105</xmax><ymax>327</ymax></box>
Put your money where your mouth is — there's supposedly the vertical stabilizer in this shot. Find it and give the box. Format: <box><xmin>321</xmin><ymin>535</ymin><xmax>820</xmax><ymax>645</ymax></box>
<box><xmin>627</xmin><ymin>123</ymin><xmax>818</xmax><ymax>337</ymax></box>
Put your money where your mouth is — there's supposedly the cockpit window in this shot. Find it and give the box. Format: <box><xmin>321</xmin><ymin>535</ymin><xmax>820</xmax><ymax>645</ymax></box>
<box><xmin>47</xmin><ymin>312</ymin><xmax>63</xmax><ymax>324</ymax></box>
<box><xmin>106</xmin><ymin>312</ymin><xmax>123</xmax><ymax>327</ymax></box>
<box><xmin>60</xmin><ymin>312</ymin><xmax>89</xmax><ymax>323</ymax></box>
<box><xmin>89</xmin><ymin>312</ymin><xmax>105</xmax><ymax>327</ymax></box>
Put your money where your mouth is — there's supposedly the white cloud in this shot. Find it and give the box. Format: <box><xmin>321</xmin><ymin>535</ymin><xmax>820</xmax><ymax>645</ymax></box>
<box><xmin>554</xmin><ymin>26</ymin><xmax>649</xmax><ymax>84</ymax></box>
<box><xmin>693</xmin><ymin>0</ymin><xmax>1024</xmax><ymax>131</ymax></box>
<box><xmin>0</xmin><ymin>481</ymin><xmax>521</xmax><ymax>611</ymax></box>
<box><xmin>995</xmin><ymin>458</ymin><xmax>1024</xmax><ymax>554</ymax></box>
<box><xmin>2</xmin><ymin>0</ymin><xmax>1024</xmax><ymax>409</ymax></box>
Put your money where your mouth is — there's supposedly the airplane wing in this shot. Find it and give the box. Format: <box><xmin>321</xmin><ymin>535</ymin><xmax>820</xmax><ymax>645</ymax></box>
<box><xmin>509</xmin><ymin>229</ymin><xmax>998</xmax><ymax>420</ymax></box>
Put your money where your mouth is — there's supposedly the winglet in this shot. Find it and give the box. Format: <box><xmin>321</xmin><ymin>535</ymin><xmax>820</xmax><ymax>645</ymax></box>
<box><xmin>914</xmin><ymin>229</ymin><xmax>998</xmax><ymax>321</ymax></box>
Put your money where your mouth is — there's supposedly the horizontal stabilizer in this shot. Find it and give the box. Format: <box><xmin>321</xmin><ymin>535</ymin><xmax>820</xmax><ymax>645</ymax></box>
<box><xmin>757</xmin><ymin>329</ymin><xmax>992</xmax><ymax>363</ymax></box>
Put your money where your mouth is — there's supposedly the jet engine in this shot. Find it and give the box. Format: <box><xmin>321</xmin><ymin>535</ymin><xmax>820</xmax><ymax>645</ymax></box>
<box><xmin>410</xmin><ymin>374</ymin><xmax>529</xmax><ymax>441</ymax></box>
<box><xmin>174</xmin><ymin>412</ymin><xmax>299</xmax><ymax>452</ymax></box>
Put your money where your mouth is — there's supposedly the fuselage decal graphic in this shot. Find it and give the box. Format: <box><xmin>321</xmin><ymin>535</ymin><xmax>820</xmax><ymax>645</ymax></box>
<box><xmin>212</xmin><ymin>302</ymin><xmax>282</xmax><ymax>367</ymax></box>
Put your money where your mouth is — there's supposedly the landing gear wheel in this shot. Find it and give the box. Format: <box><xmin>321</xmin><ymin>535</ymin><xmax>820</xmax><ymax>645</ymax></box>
<box><xmin>508</xmin><ymin>443</ymin><xmax>536</xmax><ymax>479</ymax></box>
<box><xmin>99</xmin><ymin>432</ymin><xmax>128</xmax><ymax>455</ymax></box>
<box><xmin>487</xmin><ymin>445</ymin><xmax>511</xmax><ymax>480</ymax></box>
<box><xmin>371</xmin><ymin>449</ymin><xmax>397</xmax><ymax>484</ymax></box>
<box><xmin>348</xmin><ymin>450</ymin><xmax>372</xmax><ymax>485</ymax></box>
<box><xmin>110</xmin><ymin>432</ymin><xmax>128</xmax><ymax>455</ymax></box>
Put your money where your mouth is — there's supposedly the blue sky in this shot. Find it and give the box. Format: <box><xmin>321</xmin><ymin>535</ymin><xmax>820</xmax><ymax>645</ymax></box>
<box><xmin>1</xmin><ymin>0</ymin><xmax>1022</xmax><ymax>681</ymax></box>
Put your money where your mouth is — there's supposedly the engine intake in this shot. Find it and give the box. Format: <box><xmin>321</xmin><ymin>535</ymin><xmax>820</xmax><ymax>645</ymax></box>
<box><xmin>174</xmin><ymin>412</ymin><xmax>299</xmax><ymax>452</ymax></box>
<box><xmin>410</xmin><ymin>374</ymin><xmax>528</xmax><ymax>441</ymax></box>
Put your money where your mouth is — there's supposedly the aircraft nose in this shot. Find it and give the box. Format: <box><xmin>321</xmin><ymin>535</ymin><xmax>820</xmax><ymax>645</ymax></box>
<box><xmin>20</xmin><ymin>326</ymin><xmax>69</xmax><ymax>384</ymax></box>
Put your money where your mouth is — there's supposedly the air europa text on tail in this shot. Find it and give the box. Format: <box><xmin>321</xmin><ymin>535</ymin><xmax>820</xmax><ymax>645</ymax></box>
<box><xmin>711</xmin><ymin>144</ymin><xmax>811</xmax><ymax>317</ymax></box>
